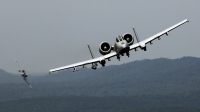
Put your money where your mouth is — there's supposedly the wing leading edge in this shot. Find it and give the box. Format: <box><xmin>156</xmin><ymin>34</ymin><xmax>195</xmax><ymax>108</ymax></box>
<box><xmin>49</xmin><ymin>52</ymin><xmax>117</xmax><ymax>73</ymax></box>
<box><xmin>130</xmin><ymin>19</ymin><xmax>189</xmax><ymax>50</ymax></box>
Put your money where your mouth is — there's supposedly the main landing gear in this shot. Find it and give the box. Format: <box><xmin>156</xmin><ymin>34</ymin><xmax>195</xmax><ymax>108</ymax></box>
<box><xmin>126</xmin><ymin>52</ymin><xmax>130</xmax><ymax>57</ymax></box>
<box><xmin>117</xmin><ymin>55</ymin><xmax>120</xmax><ymax>61</ymax></box>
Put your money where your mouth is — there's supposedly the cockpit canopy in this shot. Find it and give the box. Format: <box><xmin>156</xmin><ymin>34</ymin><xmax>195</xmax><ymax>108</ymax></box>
<box><xmin>116</xmin><ymin>35</ymin><xmax>123</xmax><ymax>42</ymax></box>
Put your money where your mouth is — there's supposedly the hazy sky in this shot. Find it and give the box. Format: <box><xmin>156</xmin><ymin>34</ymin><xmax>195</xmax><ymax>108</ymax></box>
<box><xmin>0</xmin><ymin>0</ymin><xmax>199</xmax><ymax>74</ymax></box>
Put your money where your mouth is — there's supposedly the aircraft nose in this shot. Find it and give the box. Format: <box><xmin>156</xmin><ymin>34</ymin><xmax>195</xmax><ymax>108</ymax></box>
<box><xmin>121</xmin><ymin>44</ymin><xmax>126</xmax><ymax>49</ymax></box>
<box><xmin>122</xmin><ymin>42</ymin><xmax>129</xmax><ymax>49</ymax></box>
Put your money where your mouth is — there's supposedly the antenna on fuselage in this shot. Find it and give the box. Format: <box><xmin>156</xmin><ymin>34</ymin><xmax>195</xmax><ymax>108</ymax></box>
<box><xmin>132</xmin><ymin>28</ymin><xmax>140</xmax><ymax>43</ymax></box>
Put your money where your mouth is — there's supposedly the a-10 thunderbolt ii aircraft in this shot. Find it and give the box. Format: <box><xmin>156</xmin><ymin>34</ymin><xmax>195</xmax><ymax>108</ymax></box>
<box><xmin>15</xmin><ymin>59</ymin><xmax>32</xmax><ymax>88</ymax></box>
<box><xmin>49</xmin><ymin>19</ymin><xmax>189</xmax><ymax>73</ymax></box>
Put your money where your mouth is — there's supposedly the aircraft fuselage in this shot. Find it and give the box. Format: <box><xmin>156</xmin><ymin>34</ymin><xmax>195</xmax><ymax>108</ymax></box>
<box><xmin>114</xmin><ymin>40</ymin><xmax>129</xmax><ymax>55</ymax></box>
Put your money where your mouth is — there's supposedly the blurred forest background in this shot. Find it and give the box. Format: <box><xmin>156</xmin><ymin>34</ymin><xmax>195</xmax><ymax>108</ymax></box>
<box><xmin>0</xmin><ymin>56</ymin><xmax>200</xmax><ymax>112</ymax></box>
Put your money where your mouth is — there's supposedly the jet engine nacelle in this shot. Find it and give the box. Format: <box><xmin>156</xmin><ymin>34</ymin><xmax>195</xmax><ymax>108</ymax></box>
<box><xmin>123</xmin><ymin>33</ymin><xmax>134</xmax><ymax>45</ymax></box>
<box><xmin>99</xmin><ymin>41</ymin><xmax>112</xmax><ymax>55</ymax></box>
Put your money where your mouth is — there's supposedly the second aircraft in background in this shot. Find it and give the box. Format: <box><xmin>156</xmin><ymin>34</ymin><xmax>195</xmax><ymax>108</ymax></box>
<box><xmin>15</xmin><ymin>59</ymin><xmax>32</xmax><ymax>88</ymax></box>
<box><xmin>49</xmin><ymin>19</ymin><xmax>189</xmax><ymax>73</ymax></box>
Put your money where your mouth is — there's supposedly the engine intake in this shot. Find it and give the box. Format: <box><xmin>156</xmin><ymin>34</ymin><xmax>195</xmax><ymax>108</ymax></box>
<box><xmin>99</xmin><ymin>41</ymin><xmax>112</xmax><ymax>55</ymax></box>
<box><xmin>123</xmin><ymin>33</ymin><xmax>134</xmax><ymax>45</ymax></box>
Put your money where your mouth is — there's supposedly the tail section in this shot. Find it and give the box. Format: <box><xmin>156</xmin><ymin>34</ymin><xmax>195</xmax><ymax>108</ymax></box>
<box><xmin>87</xmin><ymin>44</ymin><xmax>95</xmax><ymax>59</ymax></box>
<box><xmin>132</xmin><ymin>28</ymin><xmax>140</xmax><ymax>43</ymax></box>
<box><xmin>132</xmin><ymin>28</ymin><xmax>147</xmax><ymax>51</ymax></box>
<box><xmin>87</xmin><ymin>44</ymin><xmax>98</xmax><ymax>69</ymax></box>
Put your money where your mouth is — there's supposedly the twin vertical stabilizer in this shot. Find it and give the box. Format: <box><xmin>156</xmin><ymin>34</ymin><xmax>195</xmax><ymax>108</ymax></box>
<box><xmin>87</xmin><ymin>44</ymin><xmax>95</xmax><ymax>59</ymax></box>
<box><xmin>87</xmin><ymin>44</ymin><xmax>98</xmax><ymax>69</ymax></box>
<box><xmin>132</xmin><ymin>28</ymin><xmax>140</xmax><ymax>43</ymax></box>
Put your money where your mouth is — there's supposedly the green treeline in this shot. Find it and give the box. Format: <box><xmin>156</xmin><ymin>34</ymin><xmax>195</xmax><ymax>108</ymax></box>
<box><xmin>0</xmin><ymin>57</ymin><xmax>200</xmax><ymax>102</ymax></box>
<box><xmin>0</xmin><ymin>95</ymin><xmax>200</xmax><ymax>112</ymax></box>
<box><xmin>0</xmin><ymin>57</ymin><xmax>200</xmax><ymax>111</ymax></box>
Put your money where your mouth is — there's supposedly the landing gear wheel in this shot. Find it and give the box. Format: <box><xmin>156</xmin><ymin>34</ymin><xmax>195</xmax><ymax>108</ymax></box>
<box><xmin>117</xmin><ymin>55</ymin><xmax>120</xmax><ymax>61</ymax></box>
<box><xmin>126</xmin><ymin>52</ymin><xmax>130</xmax><ymax>57</ymax></box>
<box><xmin>143</xmin><ymin>47</ymin><xmax>147</xmax><ymax>51</ymax></box>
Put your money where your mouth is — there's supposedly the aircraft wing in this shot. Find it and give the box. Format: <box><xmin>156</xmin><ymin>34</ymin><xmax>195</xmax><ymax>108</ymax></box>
<box><xmin>24</xmin><ymin>78</ymin><xmax>32</xmax><ymax>89</ymax></box>
<box><xmin>49</xmin><ymin>52</ymin><xmax>117</xmax><ymax>73</ymax></box>
<box><xmin>130</xmin><ymin>19</ymin><xmax>189</xmax><ymax>50</ymax></box>
<box><xmin>15</xmin><ymin>59</ymin><xmax>21</xmax><ymax>71</ymax></box>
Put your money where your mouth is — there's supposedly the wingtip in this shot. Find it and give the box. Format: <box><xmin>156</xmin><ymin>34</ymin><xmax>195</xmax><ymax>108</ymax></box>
<box><xmin>185</xmin><ymin>19</ymin><xmax>189</xmax><ymax>22</ymax></box>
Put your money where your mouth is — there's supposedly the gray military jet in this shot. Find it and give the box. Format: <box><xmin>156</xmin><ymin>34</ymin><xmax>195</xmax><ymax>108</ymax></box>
<box><xmin>49</xmin><ymin>19</ymin><xmax>189</xmax><ymax>73</ymax></box>
<box><xmin>15</xmin><ymin>59</ymin><xmax>32</xmax><ymax>88</ymax></box>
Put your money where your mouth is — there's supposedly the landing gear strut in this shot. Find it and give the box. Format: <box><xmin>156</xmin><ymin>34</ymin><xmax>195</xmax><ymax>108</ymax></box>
<box><xmin>143</xmin><ymin>47</ymin><xmax>147</xmax><ymax>51</ymax></box>
<box><xmin>117</xmin><ymin>55</ymin><xmax>120</xmax><ymax>61</ymax></box>
<box><xmin>126</xmin><ymin>52</ymin><xmax>130</xmax><ymax>57</ymax></box>
<box><xmin>91</xmin><ymin>63</ymin><xmax>97</xmax><ymax>70</ymax></box>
